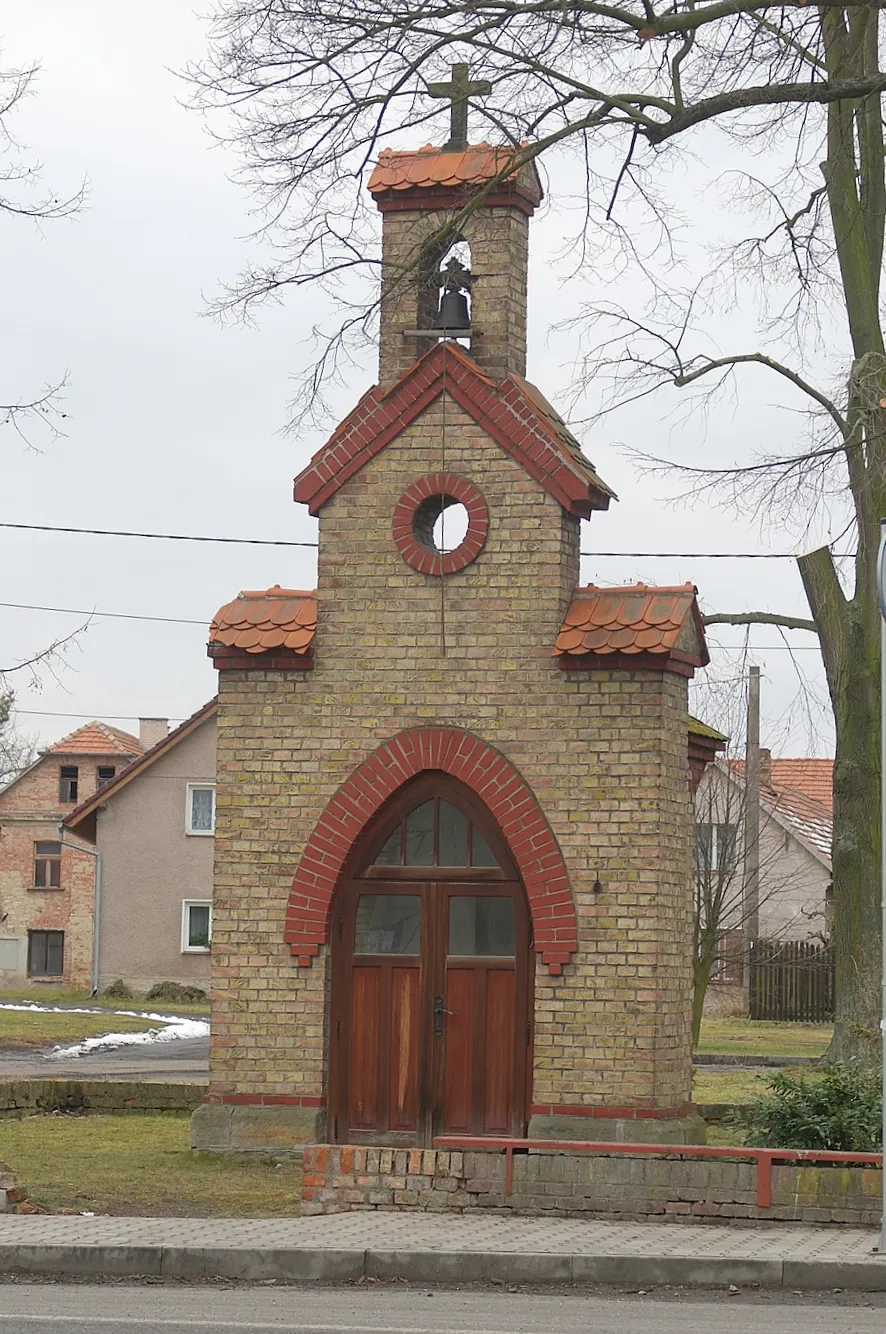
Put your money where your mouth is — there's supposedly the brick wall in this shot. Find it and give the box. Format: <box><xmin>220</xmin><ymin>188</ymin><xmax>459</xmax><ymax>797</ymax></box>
<box><xmin>0</xmin><ymin>752</ymin><xmax>119</xmax><ymax>988</ymax></box>
<box><xmin>302</xmin><ymin>1145</ymin><xmax>883</xmax><ymax>1226</ymax></box>
<box><xmin>208</xmin><ymin>396</ymin><xmax>695</xmax><ymax>1123</ymax></box>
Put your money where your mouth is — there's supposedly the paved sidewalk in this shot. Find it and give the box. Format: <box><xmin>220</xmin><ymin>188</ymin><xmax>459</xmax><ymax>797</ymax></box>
<box><xmin>0</xmin><ymin>1213</ymin><xmax>883</xmax><ymax>1288</ymax></box>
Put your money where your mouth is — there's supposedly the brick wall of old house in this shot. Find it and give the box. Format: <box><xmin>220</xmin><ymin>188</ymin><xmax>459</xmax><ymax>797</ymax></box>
<box><xmin>0</xmin><ymin>752</ymin><xmax>120</xmax><ymax>987</ymax></box>
<box><xmin>208</xmin><ymin>397</ymin><xmax>695</xmax><ymax>1120</ymax></box>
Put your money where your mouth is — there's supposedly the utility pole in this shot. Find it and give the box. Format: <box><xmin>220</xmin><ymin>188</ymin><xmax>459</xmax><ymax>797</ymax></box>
<box><xmin>743</xmin><ymin>665</ymin><xmax>761</xmax><ymax>1013</ymax></box>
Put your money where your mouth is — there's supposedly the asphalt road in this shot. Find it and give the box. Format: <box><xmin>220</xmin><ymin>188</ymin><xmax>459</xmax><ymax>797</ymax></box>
<box><xmin>0</xmin><ymin>1284</ymin><xmax>882</xmax><ymax>1333</ymax></box>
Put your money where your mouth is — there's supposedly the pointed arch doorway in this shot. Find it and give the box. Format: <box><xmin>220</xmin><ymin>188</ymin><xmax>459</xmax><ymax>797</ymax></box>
<box><xmin>329</xmin><ymin>774</ymin><xmax>533</xmax><ymax>1147</ymax></box>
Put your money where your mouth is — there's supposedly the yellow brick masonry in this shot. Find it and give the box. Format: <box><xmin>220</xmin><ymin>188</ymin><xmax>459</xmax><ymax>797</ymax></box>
<box><xmin>210</xmin><ymin>395</ymin><xmax>694</xmax><ymax>1115</ymax></box>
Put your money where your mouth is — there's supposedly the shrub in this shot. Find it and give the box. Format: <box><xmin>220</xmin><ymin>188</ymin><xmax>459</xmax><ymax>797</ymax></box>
<box><xmin>144</xmin><ymin>981</ymin><xmax>207</xmax><ymax>1003</ymax></box>
<box><xmin>102</xmin><ymin>979</ymin><xmax>134</xmax><ymax>1001</ymax></box>
<box><xmin>741</xmin><ymin>1063</ymin><xmax>882</xmax><ymax>1152</ymax></box>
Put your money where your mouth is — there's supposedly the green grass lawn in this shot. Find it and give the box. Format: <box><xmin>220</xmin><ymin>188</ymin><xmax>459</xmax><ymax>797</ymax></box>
<box><xmin>693</xmin><ymin>1067</ymin><xmax>775</xmax><ymax>1106</ymax></box>
<box><xmin>695</xmin><ymin>1017</ymin><xmax>832</xmax><ymax>1059</ymax></box>
<box><xmin>0</xmin><ymin>1009</ymin><xmax>164</xmax><ymax>1050</ymax></box>
<box><xmin>1</xmin><ymin>1113</ymin><xmax>303</xmax><ymax>1217</ymax></box>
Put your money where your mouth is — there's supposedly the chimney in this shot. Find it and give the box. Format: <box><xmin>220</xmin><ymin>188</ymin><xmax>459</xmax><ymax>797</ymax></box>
<box><xmin>759</xmin><ymin>747</ymin><xmax>772</xmax><ymax>790</ymax></box>
<box><xmin>139</xmin><ymin>717</ymin><xmax>169</xmax><ymax>750</ymax></box>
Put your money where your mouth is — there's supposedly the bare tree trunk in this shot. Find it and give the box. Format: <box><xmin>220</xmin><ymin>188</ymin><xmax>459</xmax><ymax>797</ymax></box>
<box><xmin>692</xmin><ymin>954</ymin><xmax>714</xmax><ymax>1046</ymax></box>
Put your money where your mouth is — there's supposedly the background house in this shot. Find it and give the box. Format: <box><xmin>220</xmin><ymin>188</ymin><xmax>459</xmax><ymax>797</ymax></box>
<box><xmin>696</xmin><ymin>750</ymin><xmax>832</xmax><ymax>1007</ymax></box>
<box><xmin>65</xmin><ymin>701</ymin><xmax>216</xmax><ymax>994</ymax></box>
<box><xmin>0</xmin><ymin>721</ymin><xmax>153</xmax><ymax>987</ymax></box>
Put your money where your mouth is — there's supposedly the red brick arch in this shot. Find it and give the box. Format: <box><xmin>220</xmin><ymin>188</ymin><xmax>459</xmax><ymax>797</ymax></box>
<box><xmin>284</xmin><ymin>727</ymin><xmax>577</xmax><ymax>974</ymax></box>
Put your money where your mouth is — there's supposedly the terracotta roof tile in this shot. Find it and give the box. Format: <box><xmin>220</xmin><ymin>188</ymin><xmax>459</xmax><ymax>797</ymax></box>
<box><xmin>368</xmin><ymin>144</ymin><xmax>542</xmax><ymax>202</ymax></box>
<box><xmin>731</xmin><ymin>757</ymin><xmax>833</xmax><ymax>813</ymax></box>
<box><xmin>554</xmin><ymin>584</ymin><xmax>708</xmax><ymax>664</ymax></box>
<box><xmin>294</xmin><ymin>341</ymin><xmax>614</xmax><ymax>519</ymax></box>
<box><xmin>209</xmin><ymin>586</ymin><xmax>317</xmax><ymax>655</ymax></box>
<box><xmin>48</xmin><ymin>722</ymin><xmax>143</xmax><ymax>758</ymax></box>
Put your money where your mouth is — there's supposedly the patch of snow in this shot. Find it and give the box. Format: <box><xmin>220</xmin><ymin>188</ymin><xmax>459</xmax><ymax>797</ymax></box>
<box><xmin>47</xmin><ymin>1016</ymin><xmax>208</xmax><ymax>1059</ymax></box>
<box><xmin>0</xmin><ymin>1001</ymin><xmax>208</xmax><ymax>1059</ymax></box>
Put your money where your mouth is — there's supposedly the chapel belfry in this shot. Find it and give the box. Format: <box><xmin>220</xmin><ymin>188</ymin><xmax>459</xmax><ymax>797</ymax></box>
<box><xmin>371</xmin><ymin>64</ymin><xmax>542</xmax><ymax>384</ymax></box>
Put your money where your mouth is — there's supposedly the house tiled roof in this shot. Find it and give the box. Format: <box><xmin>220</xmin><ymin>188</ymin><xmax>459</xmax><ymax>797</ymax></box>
<box><xmin>554</xmin><ymin>584</ymin><xmax>708</xmax><ymax>666</ymax></box>
<box><xmin>48</xmin><ymin>722</ymin><xmax>143</xmax><ymax>758</ymax></box>
<box><xmin>768</xmin><ymin>759</ymin><xmax>833</xmax><ymax>812</ymax></box>
<box><xmin>367</xmin><ymin>144</ymin><xmax>542</xmax><ymax>205</ymax></box>
<box><xmin>294</xmin><ymin>341</ymin><xmax>615</xmax><ymax>519</ymax></box>
<box><xmin>765</xmin><ymin>785</ymin><xmax>832</xmax><ymax>863</ymax></box>
<box><xmin>729</xmin><ymin>758</ymin><xmax>833</xmax><ymax>866</ymax></box>
<box><xmin>209</xmin><ymin>587</ymin><xmax>317</xmax><ymax>655</ymax></box>
<box><xmin>65</xmin><ymin>699</ymin><xmax>218</xmax><ymax>841</ymax></box>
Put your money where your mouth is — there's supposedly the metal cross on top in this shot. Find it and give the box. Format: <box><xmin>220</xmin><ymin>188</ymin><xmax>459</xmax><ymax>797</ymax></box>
<box><xmin>428</xmin><ymin>62</ymin><xmax>492</xmax><ymax>152</ymax></box>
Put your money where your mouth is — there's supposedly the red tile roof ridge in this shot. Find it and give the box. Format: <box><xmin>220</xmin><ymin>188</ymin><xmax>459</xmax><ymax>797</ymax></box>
<box><xmin>236</xmin><ymin>585</ymin><xmax>316</xmax><ymax>600</ymax></box>
<box><xmin>293</xmin><ymin>340</ymin><xmax>613</xmax><ymax>519</ymax></box>
<box><xmin>573</xmin><ymin>581</ymin><xmax>698</xmax><ymax>595</ymax></box>
<box><xmin>48</xmin><ymin>721</ymin><xmax>144</xmax><ymax>757</ymax></box>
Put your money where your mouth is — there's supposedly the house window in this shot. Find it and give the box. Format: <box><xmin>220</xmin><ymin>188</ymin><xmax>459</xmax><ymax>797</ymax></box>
<box><xmin>28</xmin><ymin>930</ymin><xmax>64</xmax><ymax>977</ymax></box>
<box><xmin>59</xmin><ymin>766</ymin><xmax>79</xmax><ymax>803</ymax></box>
<box><xmin>186</xmin><ymin>784</ymin><xmax>215</xmax><ymax>835</ymax></box>
<box><xmin>33</xmin><ymin>841</ymin><xmax>62</xmax><ymax>889</ymax></box>
<box><xmin>710</xmin><ymin>930</ymin><xmax>745</xmax><ymax>987</ymax></box>
<box><xmin>97</xmin><ymin>766</ymin><xmax>116</xmax><ymax>788</ymax></box>
<box><xmin>695</xmin><ymin>822</ymin><xmax>739</xmax><ymax>875</ymax></box>
<box><xmin>182</xmin><ymin>901</ymin><xmax>212</xmax><ymax>952</ymax></box>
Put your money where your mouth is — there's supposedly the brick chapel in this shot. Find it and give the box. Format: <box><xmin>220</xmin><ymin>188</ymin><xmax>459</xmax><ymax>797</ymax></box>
<box><xmin>191</xmin><ymin>119</ymin><xmax>717</xmax><ymax>1156</ymax></box>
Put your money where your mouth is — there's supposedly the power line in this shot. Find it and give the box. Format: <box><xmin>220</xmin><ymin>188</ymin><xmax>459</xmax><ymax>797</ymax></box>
<box><xmin>0</xmin><ymin>601</ymin><xmax>205</xmax><ymax>627</ymax></box>
<box><xmin>0</xmin><ymin>522</ymin><xmax>317</xmax><ymax>548</ymax></box>
<box><xmin>3</xmin><ymin>597</ymin><xmax>823</xmax><ymax>649</ymax></box>
<box><xmin>14</xmin><ymin>709</ymin><xmax>186</xmax><ymax>721</ymax></box>
<box><xmin>0</xmin><ymin>520</ymin><xmax>841</xmax><ymax>559</ymax></box>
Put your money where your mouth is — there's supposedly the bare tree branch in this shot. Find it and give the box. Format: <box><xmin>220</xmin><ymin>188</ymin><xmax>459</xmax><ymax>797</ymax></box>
<box><xmin>703</xmin><ymin>611</ymin><xmax>819</xmax><ymax>632</ymax></box>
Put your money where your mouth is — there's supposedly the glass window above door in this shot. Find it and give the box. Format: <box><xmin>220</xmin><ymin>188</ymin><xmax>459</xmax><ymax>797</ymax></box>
<box><xmin>372</xmin><ymin>797</ymin><xmax>501</xmax><ymax>869</ymax></box>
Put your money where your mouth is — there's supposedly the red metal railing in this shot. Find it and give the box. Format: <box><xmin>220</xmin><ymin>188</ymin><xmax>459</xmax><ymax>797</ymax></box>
<box><xmin>433</xmin><ymin>1136</ymin><xmax>883</xmax><ymax>1208</ymax></box>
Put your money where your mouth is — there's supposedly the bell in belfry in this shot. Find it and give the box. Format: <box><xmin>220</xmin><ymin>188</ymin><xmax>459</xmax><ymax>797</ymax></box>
<box><xmin>433</xmin><ymin>287</ymin><xmax>471</xmax><ymax>332</ymax></box>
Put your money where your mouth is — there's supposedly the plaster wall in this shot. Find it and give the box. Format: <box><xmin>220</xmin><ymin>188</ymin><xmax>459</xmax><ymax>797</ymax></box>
<box><xmin>94</xmin><ymin>717</ymin><xmax>216</xmax><ymax>992</ymax></box>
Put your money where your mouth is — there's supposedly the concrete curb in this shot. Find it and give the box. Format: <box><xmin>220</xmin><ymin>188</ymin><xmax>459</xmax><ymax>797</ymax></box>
<box><xmin>0</xmin><ymin>1244</ymin><xmax>884</xmax><ymax>1289</ymax></box>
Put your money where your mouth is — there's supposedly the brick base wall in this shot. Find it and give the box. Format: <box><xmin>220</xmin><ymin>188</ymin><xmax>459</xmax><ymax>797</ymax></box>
<box><xmin>302</xmin><ymin>1145</ymin><xmax>882</xmax><ymax>1226</ymax></box>
<box><xmin>0</xmin><ymin>1162</ymin><xmax>25</xmax><ymax>1213</ymax></box>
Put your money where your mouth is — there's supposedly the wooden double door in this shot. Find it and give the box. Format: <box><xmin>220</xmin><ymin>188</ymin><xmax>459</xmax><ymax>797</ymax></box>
<box><xmin>329</xmin><ymin>778</ymin><xmax>532</xmax><ymax>1146</ymax></box>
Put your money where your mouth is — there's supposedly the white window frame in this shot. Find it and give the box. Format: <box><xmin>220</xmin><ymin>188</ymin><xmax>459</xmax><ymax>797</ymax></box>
<box><xmin>181</xmin><ymin>900</ymin><xmax>212</xmax><ymax>953</ymax></box>
<box><xmin>185</xmin><ymin>782</ymin><xmax>216</xmax><ymax>836</ymax></box>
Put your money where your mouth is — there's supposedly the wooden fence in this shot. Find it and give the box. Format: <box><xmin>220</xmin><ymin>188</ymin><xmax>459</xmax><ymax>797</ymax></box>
<box><xmin>748</xmin><ymin>938</ymin><xmax>835</xmax><ymax>1023</ymax></box>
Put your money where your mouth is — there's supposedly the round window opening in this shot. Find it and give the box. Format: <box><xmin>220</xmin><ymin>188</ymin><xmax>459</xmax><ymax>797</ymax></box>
<box><xmin>393</xmin><ymin>474</ymin><xmax>489</xmax><ymax>576</ymax></box>
<box><xmin>413</xmin><ymin>496</ymin><xmax>470</xmax><ymax>554</ymax></box>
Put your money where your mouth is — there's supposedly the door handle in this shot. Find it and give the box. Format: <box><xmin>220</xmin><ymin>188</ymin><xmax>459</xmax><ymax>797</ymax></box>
<box><xmin>433</xmin><ymin>994</ymin><xmax>454</xmax><ymax>1036</ymax></box>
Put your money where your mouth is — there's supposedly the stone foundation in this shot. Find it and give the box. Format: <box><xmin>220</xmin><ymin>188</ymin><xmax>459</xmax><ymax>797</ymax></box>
<box><xmin>527</xmin><ymin>1111</ymin><xmax>706</xmax><ymax>1145</ymax></box>
<box><xmin>301</xmin><ymin>1144</ymin><xmax>882</xmax><ymax>1226</ymax></box>
<box><xmin>189</xmin><ymin>1102</ymin><xmax>325</xmax><ymax>1154</ymax></box>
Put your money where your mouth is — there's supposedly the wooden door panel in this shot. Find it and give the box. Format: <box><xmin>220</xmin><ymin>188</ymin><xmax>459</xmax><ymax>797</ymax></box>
<box><xmin>388</xmin><ymin>965</ymin><xmax>420</xmax><ymax>1130</ymax></box>
<box><xmin>348</xmin><ymin>966</ymin><xmax>382</xmax><ymax>1130</ymax></box>
<box><xmin>483</xmin><ymin>968</ymin><xmax>515</xmax><ymax>1134</ymax></box>
<box><xmin>442</xmin><ymin>968</ymin><xmax>475</xmax><ymax>1134</ymax></box>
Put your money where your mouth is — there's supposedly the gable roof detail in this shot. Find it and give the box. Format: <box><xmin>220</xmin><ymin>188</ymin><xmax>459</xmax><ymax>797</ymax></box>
<box><xmin>64</xmin><ymin>699</ymin><xmax>218</xmax><ymax>842</ymax></box>
<box><xmin>48</xmin><ymin>721</ymin><xmax>143</xmax><ymax>758</ymax></box>
<box><xmin>367</xmin><ymin>144</ymin><xmax>543</xmax><ymax>213</ymax></box>
<box><xmin>554</xmin><ymin>583</ymin><xmax>709</xmax><ymax>672</ymax></box>
<box><xmin>293</xmin><ymin>341</ymin><xmax>615</xmax><ymax>518</ymax></box>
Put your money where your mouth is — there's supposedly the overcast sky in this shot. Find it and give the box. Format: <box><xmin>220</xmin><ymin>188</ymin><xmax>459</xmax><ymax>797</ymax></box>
<box><xmin>2</xmin><ymin>2</ymin><xmax>836</xmax><ymax>759</ymax></box>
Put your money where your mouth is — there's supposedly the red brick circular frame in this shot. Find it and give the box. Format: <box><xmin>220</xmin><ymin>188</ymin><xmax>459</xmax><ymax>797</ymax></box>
<box><xmin>393</xmin><ymin>473</ymin><xmax>489</xmax><ymax>576</ymax></box>
<box><xmin>285</xmin><ymin>727</ymin><xmax>577</xmax><ymax>975</ymax></box>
